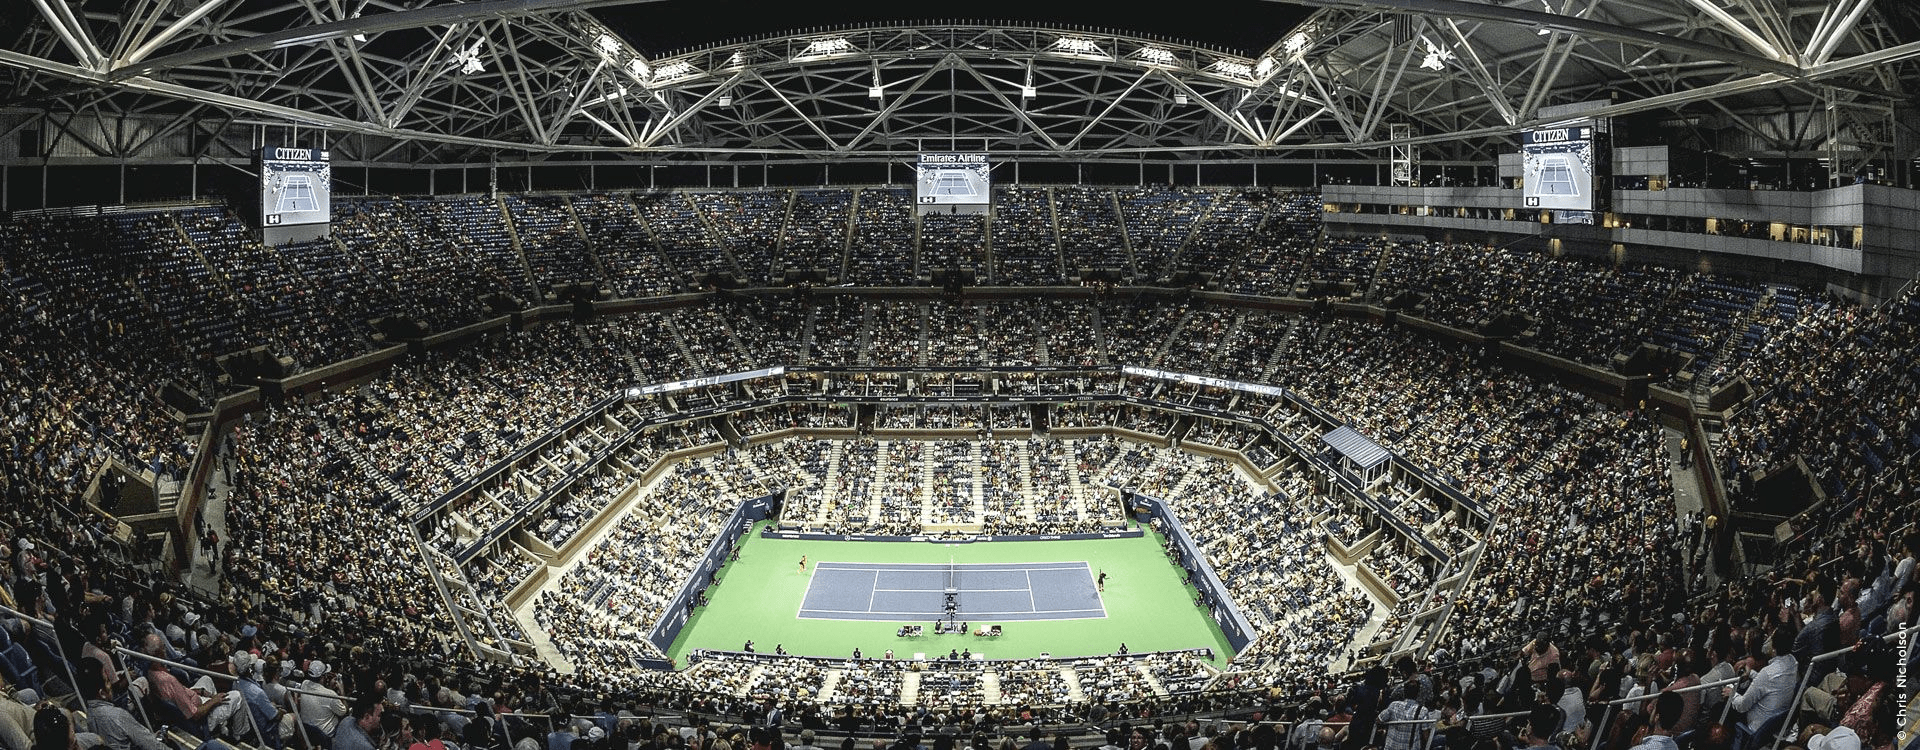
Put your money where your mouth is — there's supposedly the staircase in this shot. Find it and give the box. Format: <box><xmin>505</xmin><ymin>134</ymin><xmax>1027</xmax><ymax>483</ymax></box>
<box><xmin>856</xmin><ymin>303</ymin><xmax>876</xmax><ymax>367</ymax></box>
<box><xmin>1207</xmin><ymin>312</ymin><xmax>1248</xmax><ymax>371</ymax></box>
<box><xmin>1017</xmin><ymin>443</ymin><xmax>1038</xmax><ymax>523</ymax></box>
<box><xmin>1134</xmin><ymin>664</ymin><xmax>1170</xmax><ymax>697</ymax></box>
<box><xmin>981</xmin><ymin>671</ymin><xmax>1003</xmax><ymax>704</ymax></box>
<box><xmin>1146</xmin><ymin>308</ymin><xmax>1194</xmax><ymax>368</ymax></box>
<box><xmin>915</xmin><ymin>301</ymin><xmax>931</xmax><ymax>368</ymax></box>
<box><xmin>817</xmin><ymin>669</ymin><xmax>845</xmax><ymax>702</ymax></box>
<box><xmin>495</xmin><ymin>197</ymin><xmax>540</xmax><ymax>298</ymax></box>
<box><xmin>684</xmin><ymin>193</ymin><xmax>748</xmax><ymax>279</ymax></box>
<box><xmin>562</xmin><ymin>198</ymin><xmax>614</xmax><ymax>282</ymax></box>
<box><xmin>1259</xmin><ymin>317</ymin><xmax>1305</xmax><ymax>382</ymax></box>
<box><xmin>797</xmin><ymin>303</ymin><xmax>820</xmax><ymax>367</ymax></box>
<box><xmin>899</xmin><ymin>671</ymin><xmax>922</xmax><ymax>705</ymax></box>
<box><xmin>981</xmin><ymin>206</ymin><xmax>995</xmax><ymax>284</ymax></box>
<box><xmin>919</xmin><ymin>440</ymin><xmax>938</xmax><ymax>527</ymax></box>
<box><xmin>660</xmin><ymin>315</ymin><xmax>703</xmax><ymax>371</ymax></box>
<box><xmin>1032</xmin><ymin>311</ymin><xmax>1052</xmax><ymax>365</ymax></box>
<box><xmin>966</xmin><ymin>441</ymin><xmax>987</xmax><ymax>527</ymax></box>
<box><xmin>1045</xmin><ymin>187</ymin><xmax>1068</xmax><ymax>282</ymax></box>
<box><xmin>1090</xmin><ymin>306</ymin><xmax>1112</xmax><ymax>365</ymax></box>
<box><xmin>840</xmin><ymin>190</ymin><xmax>860</xmax><ymax>282</ymax></box>
<box><xmin>738</xmin><ymin>666</ymin><xmax>767</xmax><ymax>697</ymax></box>
<box><xmin>1161</xmin><ymin>194</ymin><xmax>1220</xmax><ymax>276</ymax></box>
<box><xmin>1108</xmin><ymin>191</ymin><xmax>1142</xmax><ymax>279</ymax></box>
<box><xmin>1060</xmin><ymin>668</ymin><xmax>1087</xmax><ymax>702</ymax></box>
<box><xmin>167</xmin><ymin>214</ymin><xmax>235</xmax><ymax>296</ymax></box>
<box><xmin>816</xmin><ymin>441</ymin><xmax>846</xmax><ymax>528</ymax></box>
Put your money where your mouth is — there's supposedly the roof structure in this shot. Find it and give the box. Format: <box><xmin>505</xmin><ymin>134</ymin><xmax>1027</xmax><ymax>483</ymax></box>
<box><xmin>2</xmin><ymin>1</ymin><xmax>1916</xmax><ymax>167</ymax></box>
<box><xmin>1320</xmin><ymin>426</ymin><xmax>1392</xmax><ymax>472</ymax></box>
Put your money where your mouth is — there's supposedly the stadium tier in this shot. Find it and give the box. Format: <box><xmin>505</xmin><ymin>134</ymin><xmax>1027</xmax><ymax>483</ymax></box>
<box><xmin>2</xmin><ymin>9</ymin><xmax>1918</xmax><ymax>750</ymax></box>
<box><xmin>0</xmin><ymin>183</ymin><xmax>1911</xmax><ymax>750</ymax></box>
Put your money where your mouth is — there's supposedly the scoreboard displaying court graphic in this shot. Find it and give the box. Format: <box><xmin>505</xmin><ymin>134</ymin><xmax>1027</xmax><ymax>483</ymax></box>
<box><xmin>259</xmin><ymin>146</ymin><xmax>331</xmax><ymax>228</ymax></box>
<box><xmin>1521</xmin><ymin>121</ymin><xmax>1609</xmax><ymax>213</ymax></box>
<box><xmin>916</xmin><ymin>152</ymin><xmax>991</xmax><ymax>210</ymax></box>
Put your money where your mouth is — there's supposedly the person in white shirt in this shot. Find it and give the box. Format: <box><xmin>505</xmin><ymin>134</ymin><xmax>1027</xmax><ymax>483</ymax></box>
<box><xmin>1726</xmin><ymin>627</ymin><xmax>1798</xmax><ymax>748</ymax></box>
<box><xmin>296</xmin><ymin>661</ymin><xmax>348</xmax><ymax>739</ymax></box>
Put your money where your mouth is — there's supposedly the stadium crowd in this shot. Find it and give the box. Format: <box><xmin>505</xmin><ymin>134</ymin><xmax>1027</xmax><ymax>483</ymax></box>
<box><xmin>0</xmin><ymin>182</ymin><xmax>1909</xmax><ymax>750</ymax></box>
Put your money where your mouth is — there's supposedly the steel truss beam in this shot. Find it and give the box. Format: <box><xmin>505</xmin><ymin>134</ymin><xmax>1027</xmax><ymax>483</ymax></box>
<box><xmin>0</xmin><ymin>5</ymin><xmax>1913</xmax><ymax>164</ymax></box>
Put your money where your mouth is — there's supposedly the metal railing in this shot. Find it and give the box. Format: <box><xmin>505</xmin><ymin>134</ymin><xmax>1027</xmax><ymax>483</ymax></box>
<box><xmin>0</xmin><ymin>604</ymin><xmax>85</xmax><ymax>706</ymax></box>
<box><xmin>1584</xmin><ymin>673</ymin><xmax>1746</xmax><ymax>750</ymax></box>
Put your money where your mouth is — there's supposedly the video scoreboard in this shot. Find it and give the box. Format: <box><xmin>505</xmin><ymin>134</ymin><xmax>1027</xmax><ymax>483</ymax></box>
<box><xmin>916</xmin><ymin>153</ymin><xmax>991</xmax><ymax>213</ymax></box>
<box><xmin>259</xmin><ymin>146</ymin><xmax>331</xmax><ymax>228</ymax></box>
<box><xmin>1521</xmin><ymin>121</ymin><xmax>1609</xmax><ymax>216</ymax></box>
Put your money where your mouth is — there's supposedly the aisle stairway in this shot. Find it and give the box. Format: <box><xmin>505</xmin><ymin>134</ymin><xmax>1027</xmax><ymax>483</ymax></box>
<box><xmin>1060</xmin><ymin>668</ymin><xmax>1087</xmax><ymax>702</ymax></box>
<box><xmin>900</xmin><ymin>671</ymin><xmax>922</xmax><ymax>705</ymax></box>
<box><xmin>817</xmin><ymin>669</ymin><xmax>845</xmax><ymax>702</ymax></box>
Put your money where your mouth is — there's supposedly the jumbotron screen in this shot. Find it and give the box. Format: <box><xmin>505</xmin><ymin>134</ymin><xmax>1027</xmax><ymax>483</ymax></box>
<box><xmin>1521</xmin><ymin>121</ymin><xmax>1608</xmax><ymax>212</ymax></box>
<box><xmin>259</xmin><ymin>146</ymin><xmax>331</xmax><ymax>227</ymax></box>
<box><xmin>915</xmin><ymin>153</ymin><xmax>991</xmax><ymax>206</ymax></box>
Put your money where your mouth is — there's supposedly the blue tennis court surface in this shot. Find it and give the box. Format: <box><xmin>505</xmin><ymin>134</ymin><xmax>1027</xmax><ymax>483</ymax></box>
<box><xmin>798</xmin><ymin>561</ymin><xmax>1106</xmax><ymax>621</ymax></box>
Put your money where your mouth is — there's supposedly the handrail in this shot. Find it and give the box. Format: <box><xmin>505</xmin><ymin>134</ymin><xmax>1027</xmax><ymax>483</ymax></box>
<box><xmin>1598</xmin><ymin>673</ymin><xmax>1744</xmax><ymax>707</ymax></box>
<box><xmin>112</xmin><ymin>645</ymin><xmax>274</xmax><ymax>750</ymax></box>
<box><xmin>1765</xmin><ymin>621</ymin><xmax>1918</xmax><ymax>750</ymax></box>
<box><xmin>0</xmin><ymin>604</ymin><xmax>85</xmax><ymax>710</ymax></box>
<box><xmin>1584</xmin><ymin>673</ymin><xmax>1745</xmax><ymax>750</ymax></box>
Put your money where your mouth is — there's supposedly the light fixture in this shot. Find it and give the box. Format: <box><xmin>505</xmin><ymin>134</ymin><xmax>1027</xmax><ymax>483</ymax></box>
<box><xmin>596</xmin><ymin>34</ymin><xmax>620</xmax><ymax>56</ymax></box>
<box><xmin>797</xmin><ymin>37</ymin><xmax>854</xmax><ymax>60</ymax></box>
<box><xmin>1210</xmin><ymin>59</ymin><xmax>1254</xmax><ymax>78</ymax></box>
<box><xmin>868</xmin><ymin>86</ymin><xmax>884</xmax><ymax>99</ymax></box>
<box><xmin>627</xmin><ymin>58</ymin><xmax>651</xmax><ymax>79</ymax></box>
<box><xmin>1283</xmin><ymin>31</ymin><xmax>1312</xmax><ymax>57</ymax></box>
<box><xmin>1418</xmin><ymin>37</ymin><xmax>1455</xmax><ymax>70</ymax></box>
<box><xmin>1137</xmin><ymin>46</ymin><xmax>1176</xmax><ymax>66</ymax></box>
<box><xmin>1053</xmin><ymin>37</ymin><xmax>1105</xmax><ymax>57</ymax></box>
<box><xmin>718</xmin><ymin>95</ymin><xmax>733</xmax><ymax>106</ymax></box>
<box><xmin>653</xmin><ymin>60</ymin><xmax>695</xmax><ymax>82</ymax></box>
<box><xmin>1174</xmin><ymin>93</ymin><xmax>1189</xmax><ymax>105</ymax></box>
<box><xmin>449</xmin><ymin>40</ymin><xmax>485</xmax><ymax>75</ymax></box>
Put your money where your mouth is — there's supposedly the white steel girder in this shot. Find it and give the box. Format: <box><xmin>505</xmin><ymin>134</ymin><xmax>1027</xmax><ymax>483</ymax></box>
<box><xmin>0</xmin><ymin>3</ymin><xmax>1913</xmax><ymax>163</ymax></box>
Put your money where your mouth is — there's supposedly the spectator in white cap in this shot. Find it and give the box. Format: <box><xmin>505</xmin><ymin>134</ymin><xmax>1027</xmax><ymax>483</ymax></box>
<box><xmin>228</xmin><ymin>653</ymin><xmax>282</xmax><ymax>750</ymax></box>
<box><xmin>296</xmin><ymin>661</ymin><xmax>347</xmax><ymax>738</ymax></box>
<box><xmin>1805</xmin><ymin>727</ymin><xmax>1859</xmax><ymax>750</ymax></box>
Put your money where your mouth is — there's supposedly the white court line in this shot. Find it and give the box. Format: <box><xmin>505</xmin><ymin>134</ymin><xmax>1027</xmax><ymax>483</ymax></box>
<box><xmin>798</xmin><ymin>607</ymin><xmax>1107</xmax><ymax>616</ymax></box>
<box><xmin>867</xmin><ymin>570</ymin><xmax>879</xmax><ymax>613</ymax></box>
<box><xmin>1025</xmin><ymin>571</ymin><xmax>1037</xmax><ymax>611</ymax></box>
<box><xmin>812</xmin><ymin>562</ymin><xmax>1086</xmax><ymax>571</ymax></box>
<box><xmin>871</xmin><ymin>587</ymin><xmax>1035</xmax><ymax>594</ymax></box>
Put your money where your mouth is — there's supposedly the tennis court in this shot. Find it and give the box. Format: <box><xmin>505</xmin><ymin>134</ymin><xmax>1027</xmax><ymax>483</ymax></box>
<box><xmin>798</xmin><ymin>561</ymin><xmax>1105</xmax><ymax>621</ymax></box>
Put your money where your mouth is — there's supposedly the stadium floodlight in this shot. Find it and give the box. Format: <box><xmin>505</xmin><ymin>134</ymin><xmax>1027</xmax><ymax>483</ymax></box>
<box><xmin>1210</xmin><ymin>59</ymin><xmax>1255</xmax><ymax>79</ymax></box>
<box><xmin>596</xmin><ymin>34</ymin><xmax>620</xmax><ymax>56</ymax></box>
<box><xmin>653</xmin><ymin>60</ymin><xmax>695</xmax><ymax>82</ymax></box>
<box><xmin>796</xmin><ymin>37</ymin><xmax>854</xmax><ymax>61</ymax></box>
<box><xmin>449</xmin><ymin>40</ymin><xmax>485</xmax><ymax>75</ymax></box>
<box><xmin>1418</xmin><ymin>37</ymin><xmax>1456</xmax><ymax>70</ymax></box>
<box><xmin>1174</xmin><ymin>93</ymin><xmax>1190</xmax><ymax>105</ymax></box>
<box><xmin>1052</xmin><ymin>37</ymin><xmax>1108</xmax><ymax>59</ymax></box>
<box><xmin>1136</xmin><ymin>46</ymin><xmax>1177</xmax><ymax>66</ymax></box>
<box><xmin>1255</xmin><ymin>56</ymin><xmax>1276</xmax><ymax>77</ymax></box>
<box><xmin>628</xmin><ymin>58</ymin><xmax>651</xmax><ymax>80</ymax></box>
<box><xmin>1284</xmin><ymin>31</ymin><xmax>1313</xmax><ymax>57</ymax></box>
